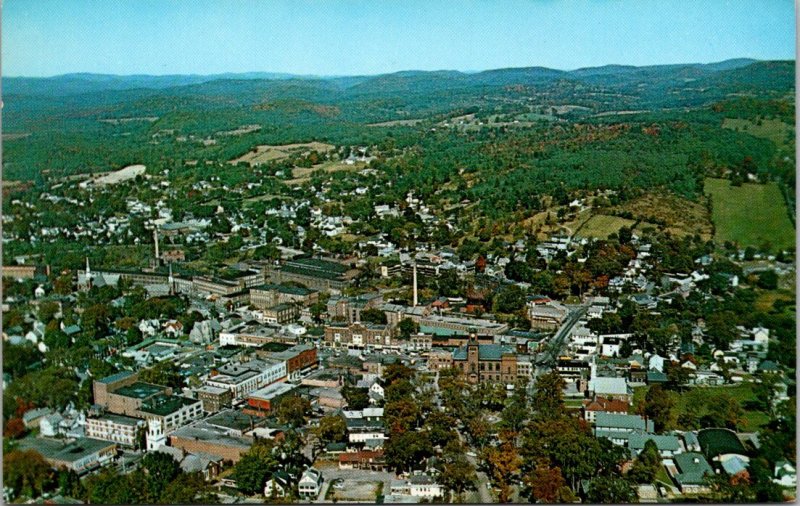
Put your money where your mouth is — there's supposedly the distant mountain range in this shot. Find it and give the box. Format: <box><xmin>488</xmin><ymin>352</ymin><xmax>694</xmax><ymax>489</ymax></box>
<box><xmin>2</xmin><ymin>58</ymin><xmax>771</xmax><ymax>97</ymax></box>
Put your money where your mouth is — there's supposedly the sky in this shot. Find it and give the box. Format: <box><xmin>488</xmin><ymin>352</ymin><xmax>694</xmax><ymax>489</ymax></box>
<box><xmin>2</xmin><ymin>0</ymin><xmax>796</xmax><ymax>77</ymax></box>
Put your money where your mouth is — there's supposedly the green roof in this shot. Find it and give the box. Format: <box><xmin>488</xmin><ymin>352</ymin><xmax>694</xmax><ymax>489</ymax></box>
<box><xmin>98</xmin><ymin>370</ymin><xmax>136</xmax><ymax>384</ymax></box>
<box><xmin>674</xmin><ymin>452</ymin><xmax>713</xmax><ymax>485</ymax></box>
<box><xmin>140</xmin><ymin>394</ymin><xmax>199</xmax><ymax>416</ymax></box>
<box><xmin>252</xmin><ymin>283</ymin><xmax>316</xmax><ymax>295</ymax></box>
<box><xmin>697</xmin><ymin>428</ymin><xmax>747</xmax><ymax>459</ymax></box>
<box><xmin>453</xmin><ymin>344</ymin><xmax>514</xmax><ymax>361</ymax></box>
<box><xmin>595</xmin><ymin>413</ymin><xmax>653</xmax><ymax>431</ymax></box>
<box><xmin>114</xmin><ymin>382</ymin><xmax>166</xmax><ymax>400</ymax></box>
<box><xmin>628</xmin><ymin>433</ymin><xmax>681</xmax><ymax>452</ymax></box>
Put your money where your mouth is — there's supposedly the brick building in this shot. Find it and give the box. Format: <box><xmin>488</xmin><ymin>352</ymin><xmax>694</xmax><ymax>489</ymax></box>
<box><xmin>323</xmin><ymin>322</ymin><xmax>395</xmax><ymax>349</ymax></box>
<box><xmin>451</xmin><ymin>333</ymin><xmax>518</xmax><ymax>384</ymax></box>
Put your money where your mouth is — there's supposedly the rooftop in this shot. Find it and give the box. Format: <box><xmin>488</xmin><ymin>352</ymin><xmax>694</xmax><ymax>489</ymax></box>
<box><xmin>140</xmin><ymin>394</ymin><xmax>199</xmax><ymax>416</ymax></box>
<box><xmin>113</xmin><ymin>382</ymin><xmax>166</xmax><ymax>400</ymax></box>
<box><xmin>18</xmin><ymin>437</ymin><xmax>116</xmax><ymax>463</ymax></box>
<box><xmin>452</xmin><ymin>343</ymin><xmax>514</xmax><ymax>361</ymax></box>
<box><xmin>595</xmin><ymin>413</ymin><xmax>653</xmax><ymax>431</ymax></box>
<box><xmin>97</xmin><ymin>370</ymin><xmax>136</xmax><ymax>384</ymax></box>
<box><xmin>247</xmin><ymin>382</ymin><xmax>296</xmax><ymax>401</ymax></box>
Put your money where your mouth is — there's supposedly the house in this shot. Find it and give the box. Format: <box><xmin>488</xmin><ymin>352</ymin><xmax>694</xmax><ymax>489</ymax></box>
<box><xmin>22</xmin><ymin>407</ymin><xmax>53</xmax><ymax>429</ymax></box>
<box><xmin>594</xmin><ymin>413</ymin><xmax>654</xmax><ymax>446</ymax></box>
<box><xmin>587</xmin><ymin>376</ymin><xmax>631</xmax><ymax>402</ymax></box>
<box><xmin>338</xmin><ymin>450</ymin><xmax>386</xmax><ymax>471</ymax></box>
<box><xmin>773</xmin><ymin>459</ymin><xmax>797</xmax><ymax>488</ymax></box>
<box><xmin>582</xmin><ymin>397</ymin><xmax>629</xmax><ymax>423</ymax></box>
<box><xmin>648</xmin><ymin>354</ymin><xmax>665</xmax><ymax>372</ymax></box>
<box><xmin>390</xmin><ymin>475</ymin><xmax>444</xmax><ymax>499</ymax></box>
<box><xmin>671</xmin><ymin>452</ymin><xmax>714</xmax><ymax>494</ymax></box>
<box><xmin>298</xmin><ymin>468</ymin><xmax>323</xmax><ymax>499</ymax></box>
<box><xmin>628</xmin><ymin>433</ymin><xmax>682</xmax><ymax>458</ymax></box>
<box><xmin>264</xmin><ymin>471</ymin><xmax>291</xmax><ymax>498</ymax></box>
<box><xmin>39</xmin><ymin>414</ymin><xmax>64</xmax><ymax>438</ymax></box>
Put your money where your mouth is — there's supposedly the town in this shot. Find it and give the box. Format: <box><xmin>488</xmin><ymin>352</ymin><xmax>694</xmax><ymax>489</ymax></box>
<box><xmin>2</xmin><ymin>147</ymin><xmax>796</xmax><ymax>502</ymax></box>
<box><xmin>1</xmin><ymin>3</ymin><xmax>796</xmax><ymax>502</ymax></box>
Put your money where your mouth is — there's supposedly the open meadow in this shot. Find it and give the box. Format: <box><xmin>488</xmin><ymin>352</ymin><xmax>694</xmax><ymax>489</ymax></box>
<box><xmin>704</xmin><ymin>178</ymin><xmax>794</xmax><ymax>252</ymax></box>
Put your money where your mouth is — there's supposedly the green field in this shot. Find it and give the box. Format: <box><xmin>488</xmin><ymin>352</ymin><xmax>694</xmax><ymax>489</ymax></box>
<box><xmin>575</xmin><ymin>214</ymin><xmax>636</xmax><ymax>239</ymax></box>
<box><xmin>704</xmin><ymin>178</ymin><xmax>794</xmax><ymax>252</ymax></box>
<box><xmin>632</xmin><ymin>383</ymin><xmax>770</xmax><ymax>431</ymax></box>
<box><xmin>722</xmin><ymin>117</ymin><xmax>794</xmax><ymax>151</ymax></box>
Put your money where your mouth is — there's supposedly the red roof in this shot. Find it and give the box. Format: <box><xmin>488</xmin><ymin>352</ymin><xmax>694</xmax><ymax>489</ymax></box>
<box><xmin>582</xmin><ymin>396</ymin><xmax>629</xmax><ymax>413</ymax></box>
<box><xmin>339</xmin><ymin>450</ymin><xmax>384</xmax><ymax>463</ymax></box>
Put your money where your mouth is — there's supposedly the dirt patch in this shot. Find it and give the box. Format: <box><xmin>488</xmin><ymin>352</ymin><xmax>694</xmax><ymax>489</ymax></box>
<box><xmin>230</xmin><ymin>142</ymin><xmax>335</xmax><ymax>167</ymax></box>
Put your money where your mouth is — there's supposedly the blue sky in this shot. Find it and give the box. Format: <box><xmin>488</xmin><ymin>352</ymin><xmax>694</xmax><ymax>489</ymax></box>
<box><xmin>3</xmin><ymin>0</ymin><xmax>795</xmax><ymax>77</ymax></box>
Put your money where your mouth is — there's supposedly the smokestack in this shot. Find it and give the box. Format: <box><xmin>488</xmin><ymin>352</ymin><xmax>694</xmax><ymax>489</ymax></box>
<box><xmin>153</xmin><ymin>228</ymin><xmax>160</xmax><ymax>264</ymax></box>
<box><xmin>412</xmin><ymin>263</ymin><xmax>418</xmax><ymax>307</ymax></box>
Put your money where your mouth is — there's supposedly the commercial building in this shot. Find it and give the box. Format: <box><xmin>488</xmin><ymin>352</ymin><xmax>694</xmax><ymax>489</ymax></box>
<box><xmin>18</xmin><ymin>437</ymin><xmax>117</xmax><ymax>475</ymax></box>
<box><xmin>250</xmin><ymin>284</ymin><xmax>319</xmax><ymax>309</ymax></box>
<box><xmin>194</xmin><ymin>385</ymin><xmax>233</xmax><ymax>413</ymax></box>
<box><xmin>141</xmin><ymin>394</ymin><xmax>204</xmax><ymax>450</ymax></box>
<box><xmin>85</xmin><ymin>414</ymin><xmax>145</xmax><ymax>447</ymax></box>
<box><xmin>323</xmin><ymin>322</ymin><xmax>395</xmax><ymax>349</ymax></box>
<box><xmin>257</xmin><ymin>343</ymin><xmax>318</xmax><ymax>381</ymax></box>
<box><xmin>244</xmin><ymin>382</ymin><xmax>296</xmax><ymax>417</ymax></box>
<box><xmin>263</xmin><ymin>257</ymin><xmax>359</xmax><ymax>292</ymax></box>
<box><xmin>205</xmin><ymin>358</ymin><xmax>287</xmax><ymax>399</ymax></box>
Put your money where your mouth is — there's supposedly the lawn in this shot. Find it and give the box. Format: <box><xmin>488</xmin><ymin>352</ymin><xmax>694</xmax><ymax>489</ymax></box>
<box><xmin>631</xmin><ymin>383</ymin><xmax>770</xmax><ymax>431</ymax></box>
<box><xmin>722</xmin><ymin>117</ymin><xmax>794</xmax><ymax>151</ymax></box>
<box><xmin>575</xmin><ymin>214</ymin><xmax>636</xmax><ymax>239</ymax></box>
<box><xmin>704</xmin><ymin>178</ymin><xmax>794</xmax><ymax>252</ymax></box>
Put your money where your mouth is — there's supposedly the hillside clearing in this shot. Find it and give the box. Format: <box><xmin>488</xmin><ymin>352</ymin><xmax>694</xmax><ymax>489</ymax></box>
<box><xmin>722</xmin><ymin>117</ymin><xmax>794</xmax><ymax>150</ymax></box>
<box><xmin>229</xmin><ymin>142</ymin><xmax>335</xmax><ymax>166</ymax></box>
<box><xmin>704</xmin><ymin>178</ymin><xmax>794</xmax><ymax>252</ymax></box>
<box><xmin>575</xmin><ymin>214</ymin><xmax>637</xmax><ymax>239</ymax></box>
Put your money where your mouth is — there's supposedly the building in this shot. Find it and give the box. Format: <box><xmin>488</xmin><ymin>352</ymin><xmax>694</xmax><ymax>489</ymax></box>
<box><xmin>262</xmin><ymin>303</ymin><xmax>299</xmax><ymax>324</ymax></box>
<box><xmin>298</xmin><ymin>468</ymin><xmax>323</xmax><ymax>499</ymax></box>
<box><xmin>451</xmin><ymin>333</ymin><xmax>517</xmax><ymax>384</ymax></box>
<box><xmin>93</xmin><ymin>372</ymin><xmax>171</xmax><ymax>418</ymax></box>
<box><xmin>324</xmin><ymin>322</ymin><xmax>395</xmax><ymax>349</ymax></box>
<box><xmin>418</xmin><ymin>315</ymin><xmax>508</xmax><ymax>336</ymax></box>
<box><xmin>527</xmin><ymin>299</ymin><xmax>569</xmax><ymax>329</ymax></box>
<box><xmin>194</xmin><ymin>385</ymin><xmax>233</xmax><ymax>413</ymax></box>
<box><xmin>250</xmin><ymin>283</ymin><xmax>319</xmax><ymax>309</ymax></box>
<box><xmin>338</xmin><ymin>450</ymin><xmax>386</xmax><ymax>471</ymax></box>
<box><xmin>587</xmin><ymin>376</ymin><xmax>631</xmax><ymax>402</ymax></box>
<box><xmin>205</xmin><ymin>358</ymin><xmax>287</xmax><ymax>399</ymax></box>
<box><xmin>582</xmin><ymin>397</ymin><xmax>630</xmax><ymax>423</ymax></box>
<box><xmin>18</xmin><ymin>438</ymin><xmax>117</xmax><ymax>475</ymax></box>
<box><xmin>2</xmin><ymin>265</ymin><xmax>37</xmax><ymax>279</ymax></box>
<box><xmin>263</xmin><ymin>257</ymin><xmax>359</xmax><ymax>291</ymax></box>
<box><xmin>671</xmin><ymin>452</ymin><xmax>713</xmax><ymax>494</ymax></box>
<box><xmin>258</xmin><ymin>343</ymin><xmax>318</xmax><ymax>381</ymax></box>
<box><xmin>85</xmin><ymin>414</ymin><xmax>145</xmax><ymax>447</ymax></box>
<box><xmin>593</xmin><ymin>413</ymin><xmax>654</xmax><ymax>446</ymax></box>
<box><xmin>343</xmin><ymin>408</ymin><xmax>386</xmax><ymax>443</ymax></box>
<box><xmin>628</xmin><ymin>433</ymin><xmax>682</xmax><ymax>458</ymax></box>
<box><xmin>169</xmin><ymin>424</ymin><xmax>253</xmax><ymax>463</ymax></box>
<box><xmin>244</xmin><ymin>382</ymin><xmax>296</xmax><ymax>417</ymax></box>
<box><xmin>219</xmin><ymin>323</ymin><xmax>281</xmax><ymax>347</ymax></box>
<box><xmin>390</xmin><ymin>475</ymin><xmax>444</xmax><ymax>499</ymax></box>
<box><xmin>141</xmin><ymin>394</ymin><xmax>204</xmax><ymax>450</ymax></box>
<box><xmin>427</xmin><ymin>350</ymin><xmax>454</xmax><ymax>371</ymax></box>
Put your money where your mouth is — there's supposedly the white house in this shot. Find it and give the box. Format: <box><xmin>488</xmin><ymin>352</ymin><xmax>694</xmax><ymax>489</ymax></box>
<box><xmin>773</xmin><ymin>459</ymin><xmax>796</xmax><ymax>488</ymax></box>
<box><xmin>298</xmin><ymin>468</ymin><xmax>323</xmax><ymax>499</ymax></box>
<box><xmin>390</xmin><ymin>475</ymin><xmax>443</xmax><ymax>499</ymax></box>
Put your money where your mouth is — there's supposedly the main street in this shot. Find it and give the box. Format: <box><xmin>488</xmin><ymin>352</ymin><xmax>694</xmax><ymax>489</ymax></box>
<box><xmin>533</xmin><ymin>301</ymin><xmax>591</xmax><ymax>377</ymax></box>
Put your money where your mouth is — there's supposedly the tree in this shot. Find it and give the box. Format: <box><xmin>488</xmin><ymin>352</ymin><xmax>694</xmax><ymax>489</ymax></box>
<box><xmin>755</xmin><ymin>270</ymin><xmax>779</xmax><ymax>290</ymax></box>
<box><xmin>139</xmin><ymin>361</ymin><xmax>185</xmax><ymax>389</ymax></box>
<box><xmin>643</xmin><ymin>385</ymin><xmax>674</xmax><ymax>432</ymax></box>
<box><xmin>384</xmin><ymin>430</ymin><xmax>433</xmax><ymax>473</ymax></box>
<box><xmin>532</xmin><ymin>372</ymin><xmax>565</xmax><ymax>419</ymax></box>
<box><xmin>232</xmin><ymin>440</ymin><xmax>278</xmax><ymax>495</ymax></box>
<box><xmin>3</xmin><ymin>450</ymin><xmax>55</xmax><ymax>500</ymax></box>
<box><xmin>313</xmin><ymin>415</ymin><xmax>347</xmax><ymax>453</ymax></box>
<box><xmin>342</xmin><ymin>385</ymin><xmax>370</xmax><ymax>410</ymax></box>
<box><xmin>359</xmin><ymin>307</ymin><xmax>387</xmax><ymax>324</ymax></box>
<box><xmin>482</xmin><ymin>439</ymin><xmax>522</xmax><ymax>503</ymax></box>
<box><xmin>159</xmin><ymin>472</ymin><xmax>217</xmax><ymax>504</ymax></box>
<box><xmin>383</xmin><ymin>363</ymin><xmax>414</xmax><ymax>385</ymax></box>
<box><xmin>628</xmin><ymin>440</ymin><xmax>660</xmax><ymax>484</ymax></box>
<box><xmin>437</xmin><ymin>441</ymin><xmax>477</xmax><ymax>499</ymax></box>
<box><xmin>704</xmin><ymin>393</ymin><xmax>745</xmax><ymax>429</ymax></box>
<box><xmin>585</xmin><ymin>476</ymin><xmax>635</xmax><ymax>503</ymax></box>
<box><xmin>524</xmin><ymin>460</ymin><xmax>574</xmax><ymax>503</ymax></box>
<box><xmin>275</xmin><ymin>396</ymin><xmax>311</xmax><ymax>428</ymax></box>
<box><xmin>141</xmin><ymin>451</ymin><xmax>181</xmax><ymax>500</ymax></box>
<box><xmin>397</xmin><ymin>318</ymin><xmax>419</xmax><ymax>339</ymax></box>
<box><xmin>492</xmin><ymin>284</ymin><xmax>526</xmax><ymax>314</ymax></box>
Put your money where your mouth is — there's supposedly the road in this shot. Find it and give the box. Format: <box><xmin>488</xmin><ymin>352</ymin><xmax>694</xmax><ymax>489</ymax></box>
<box><xmin>533</xmin><ymin>302</ymin><xmax>591</xmax><ymax>376</ymax></box>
